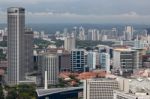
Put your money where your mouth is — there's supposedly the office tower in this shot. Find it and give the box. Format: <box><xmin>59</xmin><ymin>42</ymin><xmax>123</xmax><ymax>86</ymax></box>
<box><xmin>63</xmin><ymin>28</ymin><xmax>68</xmax><ymax>37</ymax></box>
<box><xmin>124</xmin><ymin>26</ymin><xmax>133</xmax><ymax>41</ymax></box>
<box><xmin>33</xmin><ymin>51</ymin><xmax>44</xmax><ymax>85</ymax></box>
<box><xmin>99</xmin><ymin>53</ymin><xmax>110</xmax><ymax>73</ymax></box>
<box><xmin>84</xmin><ymin>79</ymin><xmax>119</xmax><ymax>99</ymax></box>
<box><xmin>42</xmin><ymin>54</ymin><xmax>59</xmax><ymax>85</ymax></box>
<box><xmin>7</xmin><ymin>7</ymin><xmax>26</xmax><ymax>85</ymax></box>
<box><xmin>58</xmin><ymin>52</ymin><xmax>71</xmax><ymax>72</ymax></box>
<box><xmin>113</xmin><ymin>48</ymin><xmax>139</xmax><ymax>76</ymax></box>
<box><xmin>134</xmin><ymin>40</ymin><xmax>146</xmax><ymax>49</ymax></box>
<box><xmin>112</xmin><ymin>28</ymin><xmax>118</xmax><ymax>39</ymax></box>
<box><xmin>133</xmin><ymin>48</ymin><xmax>146</xmax><ymax>68</ymax></box>
<box><xmin>24</xmin><ymin>28</ymin><xmax>34</xmax><ymax>73</ymax></box>
<box><xmin>79</xmin><ymin>26</ymin><xmax>85</xmax><ymax>40</ymax></box>
<box><xmin>71</xmin><ymin>26</ymin><xmax>77</xmax><ymax>39</ymax></box>
<box><xmin>95</xmin><ymin>52</ymin><xmax>100</xmax><ymax>68</ymax></box>
<box><xmin>64</xmin><ymin>36</ymin><xmax>75</xmax><ymax>51</ymax></box>
<box><xmin>40</xmin><ymin>31</ymin><xmax>45</xmax><ymax>39</ymax></box>
<box><xmin>87</xmin><ymin>29</ymin><xmax>99</xmax><ymax>41</ymax></box>
<box><xmin>71</xmin><ymin>49</ymin><xmax>85</xmax><ymax>72</ymax></box>
<box><xmin>87</xmin><ymin>52</ymin><xmax>96</xmax><ymax>71</ymax></box>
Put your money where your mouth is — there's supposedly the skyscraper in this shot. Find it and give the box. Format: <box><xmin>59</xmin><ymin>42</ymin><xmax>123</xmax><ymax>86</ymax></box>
<box><xmin>64</xmin><ymin>36</ymin><xmax>75</xmax><ymax>51</ymax></box>
<box><xmin>87</xmin><ymin>52</ymin><xmax>96</xmax><ymax>71</ymax></box>
<box><xmin>124</xmin><ymin>26</ymin><xmax>134</xmax><ymax>41</ymax></box>
<box><xmin>87</xmin><ymin>29</ymin><xmax>99</xmax><ymax>41</ymax></box>
<box><xmin>42</xmin><ymin>54</ymin><xmax>59</xmax><ymax>85</ymax></box>
<box><xmin>79</xmin><ymin>26</ymin><xmax>85</xmax><ymax>40</ymax></box>
<box><xmin>71</xmin><ymin>49</ymin><xmax>85</xmax><ymax>72</ymax></box>
<box><xmin>113</xmin><ymin>48</ymin><xmax>139</xmax><ymax>76</ymax></box>
<box><xmin>24</xmin><ymin>28</ymin><xmax>34</xmax><ymax>73</ymax></box>
<box><xmin>7</xmin><ymin>7</ymin><xmax>26</xmax><ymax>85</ymax></box>
<box><xmin>99</xmin><ymin>52</ymin><xmax>110</xmax><ymax>73</ymax></box>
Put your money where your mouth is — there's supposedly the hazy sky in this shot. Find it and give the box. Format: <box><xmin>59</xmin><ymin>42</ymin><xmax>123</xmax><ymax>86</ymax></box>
<box><xmin>0</xmin><ymin>0</ymin><xmax>150</xmax><ymax>24</ymax></box>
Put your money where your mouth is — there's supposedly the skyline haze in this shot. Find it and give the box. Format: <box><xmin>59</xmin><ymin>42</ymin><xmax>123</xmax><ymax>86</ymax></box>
<box><xmin>0</xmin><ymin>0</ymin><xmax>150</xmax><ymax>24</ymax></box>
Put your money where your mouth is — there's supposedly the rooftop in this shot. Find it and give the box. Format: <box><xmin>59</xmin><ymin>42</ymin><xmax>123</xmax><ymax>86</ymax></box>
<box><xmin>36</xmin><ymin>87</ymin><xmax>83</xmax><ymax>97</ymax></box>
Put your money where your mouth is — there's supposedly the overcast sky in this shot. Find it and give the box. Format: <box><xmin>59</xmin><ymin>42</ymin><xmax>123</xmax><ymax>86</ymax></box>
<box><xmin>0</xmin><ymin>0</ymin><xmax>150</xmax><ymax>24</ymax></box>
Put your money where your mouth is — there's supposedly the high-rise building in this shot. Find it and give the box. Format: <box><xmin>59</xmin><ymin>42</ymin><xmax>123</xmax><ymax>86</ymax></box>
<box><xmin>112</xmin><ymin>28</ymin><xmax>118</xmax><ymax>39</ymax></box>
<box><xmin>58</xmin><ymin>52</ymin><xmax>71</xmax><ymax>72</ymax></box>
<box><xmin>113</xmin><ymin>48</ymin><xmax>139</xmax><ymax>76</ymax></box>
<box><xmin>71</xmin><ymin>49</ymin><xmax>85</xmax><ymax>72</ymax></box>
<box><xmin>99</xmin><ymin>53</ymin><xmax>110</xmax><ymax>73</ymax></box>
<box><xmin>7</xmin><ymin>7</ymin><xmax>26</xmax><ymax>85</ymax></box>
<box><xmin>87</xmin><ymin>29</ymin><xmax>99</xmax><ymax>41</ymax></box>
<box><xmin>42</xmin><ymin>54</ymin><xmax>59</xmax><ymax>85</ymax></box>
<box><xmin>79</xmin><ymin>26</ymin><xmax>85</xmax><ymax>40</ymax></box>
<box><xmin>63</xmin><ymin>28</ymin><xmax>68</xmax><ymax>37</ymax></box>
<box><xmin>24</xmin><ymin>28</ymin><xmax>34</xmax><ymax>73</ymax></box>
<box><xmin>64</xmin><ymin>36</ymin><xmax>75</xmax><ymax>51</ymax></box>
<box><xmin>87</xmin><ymin>52</ymin><xmax>96</xmax><ymax>71</ymax></box>
<box><xmin>84</xmin><ymin>79</ymin><xmax>119</xmax><ymax>99</ymax></box>
<box><xmin>124</xmin><ymin>26</ymin><xmax>134</xmax><ymax>41</ymax></box>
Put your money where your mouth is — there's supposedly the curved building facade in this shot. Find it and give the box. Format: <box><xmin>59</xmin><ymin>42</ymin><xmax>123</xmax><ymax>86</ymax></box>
<box><xmin>42</xmin><ymin>54</ymin><xmax>59</xmax><ymax>85</ymax></box>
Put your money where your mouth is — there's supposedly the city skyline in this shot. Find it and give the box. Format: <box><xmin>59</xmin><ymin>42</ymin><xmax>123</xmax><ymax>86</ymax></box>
<box><xmin>0</xmin><ymin>0</ymin><xmax>150</xmax><ymax>23</ymax></box>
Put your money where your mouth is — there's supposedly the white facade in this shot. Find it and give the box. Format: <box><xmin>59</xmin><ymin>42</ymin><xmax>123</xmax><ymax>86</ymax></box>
<box><xmin>99</xmin><ymin>53</ymin><xmax>110</xmax><ymax>73</ymax></box>
<box><xmin>124</xmin><ymin>26</ymin><xmax>134</xmax><ymax>41</ymax></box>
<box><xmin>87</xmin><ymin>29</ymin><xmax>99</xmax><ymax>41</ymax></box>
<box><xmin>84</xmin><ymin>79</ymin><xmax>119</xmax><ymax>99</ymax></box>
<box><xmin>134</xmin><ymin>40</ymin><xmax>147</xmax><ymax>49</ymax></box>
<box><xmin>42</xmin><ymin>54</ymin><xmax>59</xmax><ymax>85</ymax></box>
<box><xmin>87</xmin><ymin>52</ymin><xmax>96</xmax><ymax>70</ymax></box>
<box><xmin>79</xmin><ymin>26</ymin><xmax>85</xmax><ymax>40</ymax></box>
<box><xmin>64</xmin><ymin>36</ymin><xmax>75</xmax><ymax>51</ymax></box>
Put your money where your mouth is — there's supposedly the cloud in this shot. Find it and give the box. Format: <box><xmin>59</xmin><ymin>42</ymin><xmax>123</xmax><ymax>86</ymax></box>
<box><xmin>0</xmin><ymin>0</ymin><xmax>77</xmax><ymax>4</ymax></box>
<box><xmin>0</xmin><ymin>10</ymin><xmax>150</xmax><ymax>23</ymax></box>
<box><xmin>25</xmin><ymin>11</ymin><xmax>150</xmax><ymax>23</ymax></box>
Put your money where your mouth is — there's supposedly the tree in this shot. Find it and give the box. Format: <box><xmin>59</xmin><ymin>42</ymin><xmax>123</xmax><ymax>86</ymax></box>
<box><xmin>34</xmin><ymin>38</ymin><xmax>52</xmax><ymax>49</ymax></box>
<box><xmin>6</xmin><ymin>84</ymin><xmax>36</xmax><ymax>99</ymax></box>
<box><xmin>0</xmin><ymin>41</ymin><xmax>7</xmax><ymax>47</ymax></box>
<box><xmin>0</xmin><ymin>84</ymin><xmax>4</xmax><ymax>99</ymax></box>
<box><xmin>54</xmin><ymin>40</ymin><xmax>64</xmax><ymax>47</ymax></box>
<box><xmin>0</xmin><ymin>49</ymin><xmax>6</xmax><ymax>61</ymax></box>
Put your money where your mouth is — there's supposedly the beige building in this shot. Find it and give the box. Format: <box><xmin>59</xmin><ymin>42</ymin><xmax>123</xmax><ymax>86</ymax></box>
<box><xmin>84</xmin><ymin>79</ymin><xmax>119</xmax><ymax>99</ymax></box>
<box><xmin>84</xmin><ymin>77</ymin><xmax>150</xmax><ymax>99</ymax></box>
<box><xmin>64</xmin><ymin>36</ymin><xmax>75</xmax><ymax>51</ymax></box>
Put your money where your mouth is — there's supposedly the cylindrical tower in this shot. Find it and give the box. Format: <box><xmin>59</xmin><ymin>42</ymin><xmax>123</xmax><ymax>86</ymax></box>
<box><xmin>42</xmin><ymin>54</ymin><xmax>59</xmax><ymax>85</ymax></box>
